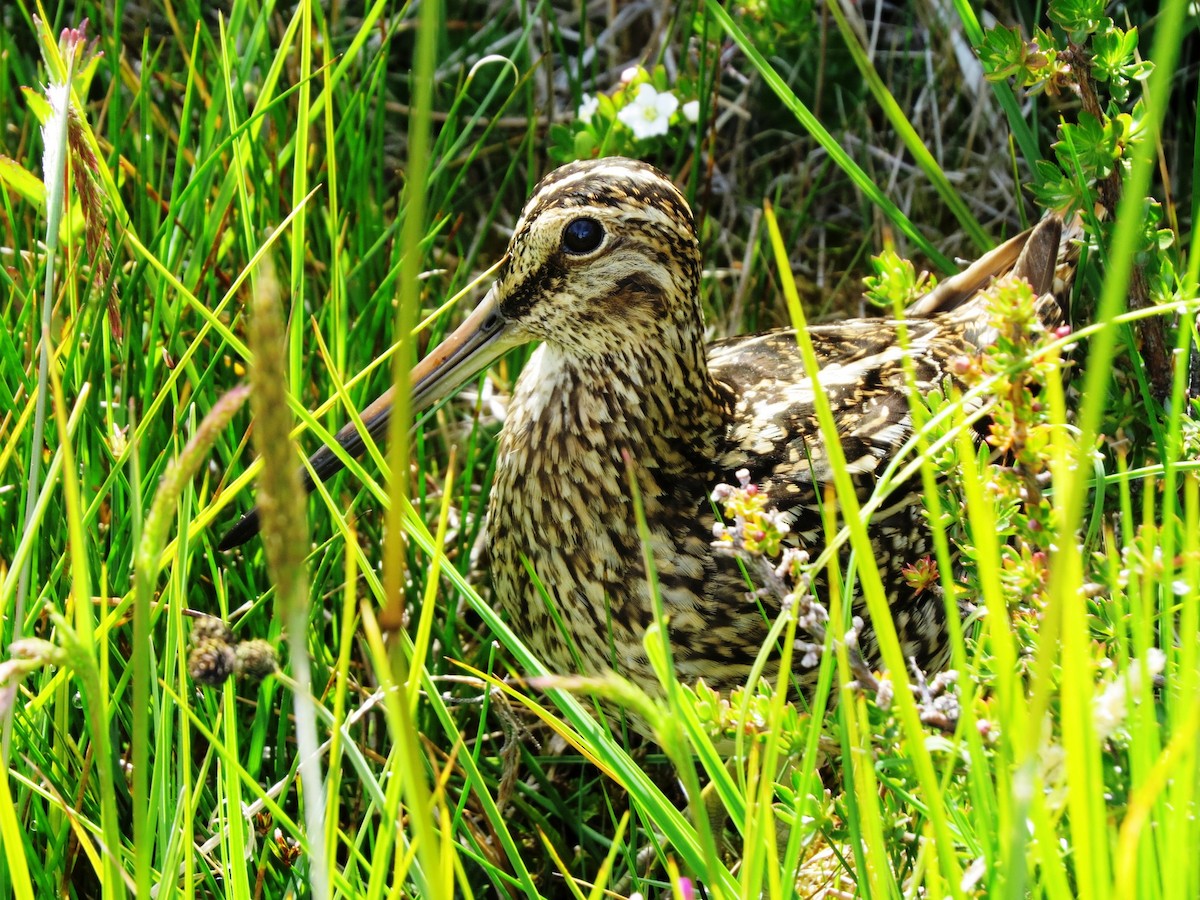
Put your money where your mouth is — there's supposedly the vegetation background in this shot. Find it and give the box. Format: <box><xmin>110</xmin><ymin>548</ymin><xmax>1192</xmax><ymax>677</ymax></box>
<box><xmin>1</xmin><ymin>0</ymin><xmax>1197</xmax><ymax>897</ymax></box>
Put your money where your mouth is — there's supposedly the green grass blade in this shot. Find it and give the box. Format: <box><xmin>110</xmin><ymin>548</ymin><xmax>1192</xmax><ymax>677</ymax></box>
<box><xmin>708</xmin><ymin>0</ymin><xmax>955</xmax><ymax>272</ymax></box>
<box><xmin>825</xmin><ymin>0</ymin><xmax>990</xmax><ymax>250</ymax></box>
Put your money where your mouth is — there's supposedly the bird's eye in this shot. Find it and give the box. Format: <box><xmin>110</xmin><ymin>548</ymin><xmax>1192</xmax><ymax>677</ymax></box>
<box><xmin>562</xmin><ymin>217</ymin><xmax>604</xmax><ymax>254</ymax></box>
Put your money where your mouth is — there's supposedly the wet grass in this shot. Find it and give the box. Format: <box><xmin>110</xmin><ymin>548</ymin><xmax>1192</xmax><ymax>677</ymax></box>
<box><xmin>1</xmin><ymin>1</ymin><xmax>1197</xmax><ymax>897</ymax></box>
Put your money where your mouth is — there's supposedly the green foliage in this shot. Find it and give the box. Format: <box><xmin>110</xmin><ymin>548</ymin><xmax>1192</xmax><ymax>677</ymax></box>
<box><xmin>981</xmin><ymin>7</ymin><xmax>1157</xmax><ymax>214</ymax></box>
<box><xmin>863</xmin><ymin>248</ymin><xmax>939</xmax><ymax>309</ymax></box>
<box><xmin>688</xmin><ymin>678</ymin><xmax>808</xmax><ymax>752</ymax></box>
<box><xmin>1091</xmin><ymin>27</ymin><xmax>1153</xmax><ymax>103</ymax></box>
<box><xmin>1048</xmin><ymin>0</ymin><xmax>1108</xmax><ymax>42</ymax></box>
<box><xmin>979</xmin><ymin>25</ymin><xmax>1058</xmax><ymax>86</ymax></box>
<box><xmin>548</xmin><ymin>65</ymin><xmax>702</xmax><ymax>164</ymax></box>
<box><xmin>718</xmin><ymin>0</ymin><xmax>818</xmax><ymax>57</ymax></box>
<box><xmin>0</xmin><ymin>0</ymin><xmax>1195</xmax><ymax>897</ymax></box>
<box><xmin>940</xmin><ymin>275</ymin><xmax>1073</xmax><ymax>581</ymax></box>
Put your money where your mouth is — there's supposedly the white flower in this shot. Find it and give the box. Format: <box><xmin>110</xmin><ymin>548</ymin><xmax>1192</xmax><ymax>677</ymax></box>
<box><xmin>620</xmin><ymin>65</ymin><xmax>641</xmax><ymax>85</ymax></box>
<box><xmin>682</xmin><ymin>99</ymin><xmax>700</xmax><ymax>123</ymax></box>
<box><xmin>1092</xmin><ymin>651</ymin><xmax>1166</xmax><ymax>742</ymax></box>
<box><xmin>1092</xmin><ymin>677</ymin><xmax>1128</xmax><ymax>741</ymax></box>
<box><xmin>617</xmin><ymin>83</ymin><xmax>678</xmax><ymax>140</ymax></box>
<box><xmin>577</xmin><ymin>93</ymin><xmax>600</xmax><ymax>123</ymax></box>
<box><xmin>1040</xmin><ymin>741</ymin><xmax>1068</xmax><ymax>811</ymax></box>
<box><xmin>1145</xmin><ymin>647</ymin><xmax>1166</xmax><ymax>675</ymax></box>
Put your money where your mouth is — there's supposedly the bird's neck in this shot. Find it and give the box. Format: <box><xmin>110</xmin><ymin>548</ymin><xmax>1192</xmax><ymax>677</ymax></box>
<box><xmin>487</xmin><ymin>323</ymin><xmax>728</xmax><ymax>680</ymax></box>
<box><xmin>507</xmin><ymin>327</ymin><xmax>727</xmax><ymax>480</ymax></box>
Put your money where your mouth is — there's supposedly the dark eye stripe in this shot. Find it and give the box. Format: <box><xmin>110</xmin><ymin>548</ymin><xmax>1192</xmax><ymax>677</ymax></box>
<box><xmin>500</xmin><ymin>258</ymin><xmax>567</xmax><ymax>320</ymax></box>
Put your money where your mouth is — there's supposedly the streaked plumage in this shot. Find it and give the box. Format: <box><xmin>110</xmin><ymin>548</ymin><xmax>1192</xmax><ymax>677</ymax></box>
<box><xmin>221</xmin><ymin>157</ymin><xmax>1074</xmax><ymax>697</ymax></box>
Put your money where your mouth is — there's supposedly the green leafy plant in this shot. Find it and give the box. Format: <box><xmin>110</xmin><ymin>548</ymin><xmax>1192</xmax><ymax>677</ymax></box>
<box><xmin>1</xmin><ymin>0</ymin><xmax>1196</xmax><ymax>897</ymax></box>
<box><xmin>549</xmin><ymin>65</ymin><xmax>703</xmax><ymax>163</ymax></box>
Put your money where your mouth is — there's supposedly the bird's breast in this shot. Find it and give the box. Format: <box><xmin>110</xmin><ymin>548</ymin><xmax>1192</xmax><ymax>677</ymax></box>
<box><xmin>482</xmin><ymin>344</ymin><xmax>749</xmax><ymax>684</ymax></box>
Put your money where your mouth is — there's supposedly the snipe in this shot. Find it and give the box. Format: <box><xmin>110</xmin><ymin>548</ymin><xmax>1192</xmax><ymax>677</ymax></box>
<box><xmin>221</xmin><ymin>157</ymin><xmax>1073</xmax><ymax>696</ymax></box>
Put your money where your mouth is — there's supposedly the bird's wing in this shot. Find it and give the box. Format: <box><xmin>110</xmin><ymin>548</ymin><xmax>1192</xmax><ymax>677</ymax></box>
<box><xmin>708</xmin><ymin>211</ymin><xmax>1079</xmax><ymax>527</ymax></box>
<box><xmin>904</xmin><ymin>214</ymin><xmax>1065</xmax><ymax>317</ymax></box>
<box><xmin>708</xmin><ymin>320</ymin><xmax>958</xmax><ymax>522</ymax></box>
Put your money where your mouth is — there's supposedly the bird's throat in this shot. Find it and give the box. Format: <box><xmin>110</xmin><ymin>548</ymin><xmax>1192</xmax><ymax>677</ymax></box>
<box><xmin>500</xmin><ymin>340</ymin><xmax>727</xmax><ymax>486</ymax></box>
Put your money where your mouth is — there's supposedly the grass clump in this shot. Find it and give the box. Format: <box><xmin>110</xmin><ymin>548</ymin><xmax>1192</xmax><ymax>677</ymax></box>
<box><xmin>0</xmin><ymin>0</ymin><xmax>1197</xmax><ymax>898</ymax></box>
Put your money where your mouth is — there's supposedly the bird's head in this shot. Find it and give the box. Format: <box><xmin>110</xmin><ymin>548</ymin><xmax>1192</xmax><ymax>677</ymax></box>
<box><xmin>490</xmin><ymin>157</ymin><xmax>702</xmax><ymax>351</ymax></box>
<box><xmin>409</xmin><ymin>157</ymin><xmax>703</xmax><ymax>407</ymax></box>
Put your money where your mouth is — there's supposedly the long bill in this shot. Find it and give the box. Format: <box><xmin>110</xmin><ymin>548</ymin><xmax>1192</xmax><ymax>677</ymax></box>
<box><xmin>218</xmin><ymin>284</ymin><xmax>517</xmax><ymax>550</ymax></box>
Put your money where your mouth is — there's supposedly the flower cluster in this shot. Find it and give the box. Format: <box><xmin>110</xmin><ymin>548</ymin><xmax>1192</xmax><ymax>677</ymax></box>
<box><xmin>979</xmin><ymin>276</ymin><xmax>1067</xmax><ymax>470</ymax></box>
<box><xmin>549</xmin><ymin>66</ymin><xmax>702</xmax><ymax>164</ymax></box>
<box><xmin>709</xmin><ymin>471</ymin><xmax>889</xmax><ymax>695</ymax></box>
<box><xmin>711</xmin><ymin>468</ymin><xmax>791</xmax><ymax>558</ymax></box>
